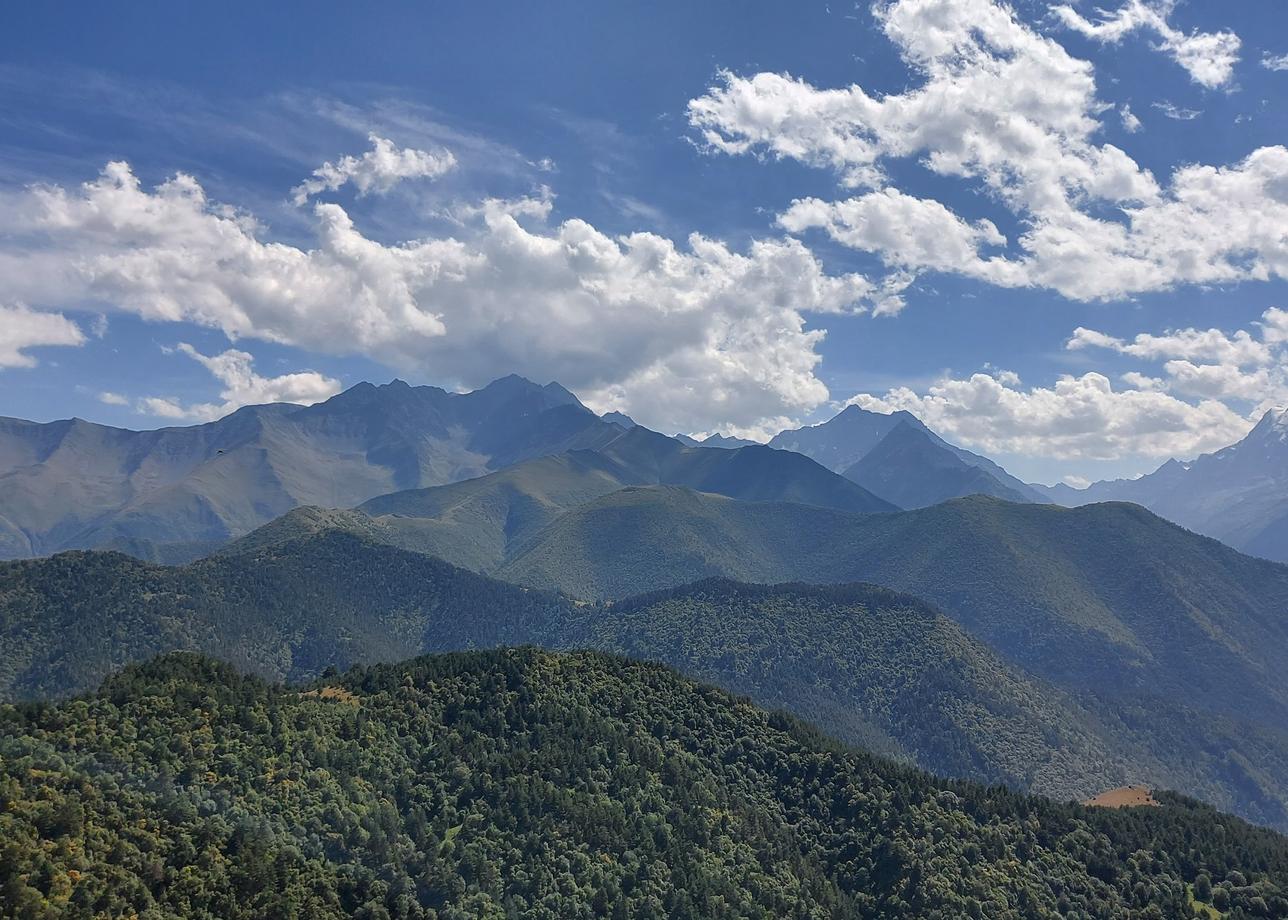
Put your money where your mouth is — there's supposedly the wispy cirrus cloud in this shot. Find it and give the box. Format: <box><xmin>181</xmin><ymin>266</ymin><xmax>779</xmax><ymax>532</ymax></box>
<box><xmin>1151</xmin><ymin>101</ymin><xmax>1201</xmax><ymax>120</ymax></box>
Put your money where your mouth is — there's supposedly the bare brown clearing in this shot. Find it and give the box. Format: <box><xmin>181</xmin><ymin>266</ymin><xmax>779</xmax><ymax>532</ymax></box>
<box><xmin>1084</xmin><ymin>785</ymin><xmax>1160</xmax><ymax>808</ymax></box>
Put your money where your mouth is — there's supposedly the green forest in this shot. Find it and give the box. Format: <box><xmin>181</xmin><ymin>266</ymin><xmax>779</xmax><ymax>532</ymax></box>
<box><xmin>4</xmin><ymin>649</ymin><xmax>1288</xmax><ymax>918</ymax></box>
<box><xmin>5</xmin><ymin>533</ymin><xmax>1288</xmax><ymax>832</ymax></box>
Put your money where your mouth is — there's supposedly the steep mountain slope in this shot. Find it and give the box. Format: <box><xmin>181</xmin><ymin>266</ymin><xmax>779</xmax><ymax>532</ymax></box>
<box><xmin>6</xmin><ymin>650</ymin><xmax>1287</xmax><ymax>918</ymax></box>
<box><xmin>768</xmin><ymin>404</ymin><xmax>912</xmax><ymax>471</ymax></box>
<box><xmin>499</xmin><ymin>489</ymin><xmax>1288</xmax><ymax>730</ymax></box>
<box><xmin>0</xmin><ymin>376</ymin><xmax>622</xmax><ymax>561</ymax></box>
<box><xmin>768</xmin><ymin>405</ymin><xmax>1046</xmax><ymax>504</ymax></box>
<box><xmin>586</xmin><ymin>427</ymin><xmax>895</xmax><ymax>510</ymax></box>
<box><xmin>350</xmin><ymin>427</ymin><xmax>895</xmax><ymax>570</ymax></box>
<box><xmin>843</xmin><ymin>420</ymin><xmax>1035</xmax><ymax>508</ymax></box>
<box><xmin>1048</xmin><ymin>407</ymin><xmax>1288</xmax><ymax>562</ymax></box>
<box><xmin>5</xmin><ymin>532</ymin><xmax>1288</xmax><ymax>828</ymax></box>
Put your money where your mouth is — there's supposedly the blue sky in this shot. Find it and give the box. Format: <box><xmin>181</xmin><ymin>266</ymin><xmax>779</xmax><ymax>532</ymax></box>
<box><xmin>1</xmin><ymin>0</ymin><xmax>1286</xmax><ymax>484</ymax></box>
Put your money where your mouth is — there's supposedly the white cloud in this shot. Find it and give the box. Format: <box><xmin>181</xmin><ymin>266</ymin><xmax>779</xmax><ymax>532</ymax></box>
<box><xmin>1259</xmin><ymin>307</ymin><xmax>1288</xmax><ymax>343</ymax></box>
<box><xmin>97</xmin><ymin>391</ymin><xmax>129</xmax><ymax>406</ymax></box>
<box><xmin>688</xmin><ymin>0</ymin><xmax>1288</xmax><ymax>305</ymax></box>
<box><xmin>1120</xmin><ymin>104</ymin><xmax>1142</xmax><ymax>132</ymax></box>
<box><xmin>0</xmin><ymin>303</ymin><xmax>85</xmax><ymax>368</ymax></box>
<box><xmin>1067</xmin><ymin>324</ymin><xmax>1271</xmax><ymax>365</ymax></box>
<box><xmin>1264</xmin><ymin>53</ymin><xmax>1288</xmax><ymax>72</ymax></box>
<box><xmin>136</xmin><ymin>397</ymin><xmax>190</xmax><ymax>420</ymax></box>
<box><xmin>778</xmin><ymin>188</ymin><xmax>1021</xmax><ymax>307</ymax></box>
<box><xmin>844</xmin><ymin>307</ymin><xmax>1288</xmax><ymax>461</ymax></box>
<box><xmin>1068</xmin><ymin>310</ymin><xmax>1288</xmax><ymax>414</ymax></box>
<box><xmin>290</xmin><ymin>133</ymin><xmax>457</xmax><ymax>205</ymax></box>
<box><xmin>1158</xmin><ymin>359</ymin><xmax>1275</xmax><ymax>401</ymax></box>
<box><xmin>136</xmin><ymin>343</ymin><xmax>342</xmax><ymax>422</ymax></box>
<box><xmin>0</xmin><ymin>160</ymin><xmax>872</xmax><ymax>434</ymax></box>
<box><xmin>845</xmin><ymin>306</ymin><xmax>1288</xmax><ymax>462</ymax></box>
<box><xmin>1152</xmin><ymin>101</ymin><xmax>1201</xmax><ymax>120</ymax></box>
<box><xmin>1053</xmin><ymin>0</ymin><xmax>1241</xmax><ymax>89</ymax></box>
<box><xmin>848</xmin><ymin>370</ymin><xmax>1250</xmax><ymax>460</ymax></box>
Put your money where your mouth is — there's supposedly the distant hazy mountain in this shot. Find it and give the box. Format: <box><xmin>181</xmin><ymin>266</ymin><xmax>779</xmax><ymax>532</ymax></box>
<box><xmin>1045</xmin><ymin>408</ymin><xmax>1288</xmax><ymax>562</ymax></box>
<box><xmin>345</xmin><ymin>425</ymin><xmax>895</xmax><ymax>571</ymax></box>
<box><xmin>8</xmin><ymin>531</ymin><xmax>1288</xmax><ymax>829</ymax></box>
<box><xmin>679</xmin><ymin>432</ymin><xmax>760</xmax><ymax>449</ymax></box>
<box><xmin>767</xmin><ymin>405</ymin><xmax>911</xmax><ymax>470</ymax></box>
<box><xmin>0</xmin><ymin>376</ymin><xmax>624</xmax><ymax>561</ymax></box>
<box><xmin>843</xmin><ymin>420</ymin><xmax>1036</xmax><ymax>508</ymax></box>
<box><xmin>767</xmin><ymin>405</ymin><xmax>1047</xmax><ymax>506</ymax></box>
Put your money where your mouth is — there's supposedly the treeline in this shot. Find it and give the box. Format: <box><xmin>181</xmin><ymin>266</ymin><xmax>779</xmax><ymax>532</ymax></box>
<box><xmin>3</xmin><ymin>648</ymin><xmax>1288</xmax><ymax>918</ymax></box>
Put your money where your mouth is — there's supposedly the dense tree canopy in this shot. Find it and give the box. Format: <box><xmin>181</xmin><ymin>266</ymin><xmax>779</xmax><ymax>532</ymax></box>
<box><xmin>3</xmin><ymin>649</ymin><xmax>1288</xmax><ymax>918</ymax></box>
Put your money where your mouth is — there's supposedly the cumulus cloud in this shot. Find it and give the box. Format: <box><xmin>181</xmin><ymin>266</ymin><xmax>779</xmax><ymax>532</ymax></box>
<box><xmin>136</xmin><ymin>343</ymin><xmax>342</xmax><ymax>421</ymax></box>
<box><xmin>844</xmin><ymin>306</ymin><xmax>1288</xmax><ymax>462</ymax></box>
<box><xmin>1067</xmin><ymin>324</ymin><xmax>1271</xmax><ymax>365</ymax></box>
<box><xmin>97</xmin><ymin>391</ymin><xmax>129</xmax><ymax>406</ymax></box>
<box><xmin>1068</xmin><ymin>309</ymin><xmax>1288</xmax><ymax>412</ymax></box>
<box><xmin>137</xmin><ymin>396</ymin><xmax>190</xmax><ymax>420</ymax></box>
<box><xmin>1264</xmin><ymin>53</ymin><xmax>1288</xmax><ymax>72</ymax></box>
<box><xmin>688</xmin><ymin>0</ymin><xmax>1287</xmax><ymax>305</ymax></box>
<box><xmin>0</xmin><ymin>303</ymin><xmax>85</xmax><ymax>368</ymax></box>
<box><xmin>1259</xmin><ymin>307</ymin><xmax>1288</xmax><ymax>343</ymax></box>
<box><xmin>0</xmin><ymin>160</ymin><xmax>872</xmax><ymax>434</ymax></box>
<box><xmin>848</xmin><ymin>370</ymin><xmax>1250</xmax><ymax>460</ymax></box>
<box><xmin>1120</xmin><ymin>104</ymin><xmax>1142</xmax><ymax>132</ymax></box>
<box><xmin>290</xmin><ymin>133</ymin><xmax>457</xmax><ymax>205</ymax></box>
<box><xmin>1052</xmin><ymin>0</ymin><xmax>1241</xmax><ymax>89</ymax></box>
<box><xmin>778</xmin><ymin>188</ymin><xmax>1020</xmax><ymax>310</ymax></box>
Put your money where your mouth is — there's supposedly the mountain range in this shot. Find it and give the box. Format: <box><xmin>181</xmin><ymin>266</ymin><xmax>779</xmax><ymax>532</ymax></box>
<box><xmin>348</xmin><ymin>425</ymin><xmax>892</xmax><ymax>572</ymax></box>
<box><xmin>293</xmin><ymin>480</ymin><xmax>1288</xmax><ymax>730</ymax></box>
<box><xmin>766</xmin><ymin>405</ymin><xmax>1050</xmax><ymax>506</ymax></box>
<box><xmin>0</xmin><ymin>376</ymin><xmax>622</xmax><ymax>562</ymax></box>
<box><xmin>6</xmin><ymin>379</ymin><xmax>1025</xmax><ymax>564</ymax></box>
<box><xmin>6</xmin><ymin>530</ymin><xmax>1288</xmax><ymax>831</ymax></box>
<box><xmin>9</xmin><ymin>374</ymin><xmax>1288</xmax><ymax>839</ymax></box>
<box><xmin>0</xmin><ymin>377</ymin><xmax>1064</xmax><ymax>566</ymax></box>
<box><xmin>1047</xmin><ymin>407</ymin><xmax>1288</xmax><ymax>563</ymax></box>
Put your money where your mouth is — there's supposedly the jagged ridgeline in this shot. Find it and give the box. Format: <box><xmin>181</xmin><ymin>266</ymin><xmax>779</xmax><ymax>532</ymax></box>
<box><xmin>3</xmin><ymin>648</ymin><xmax>1287</xmax><ymax>919</ymax></box>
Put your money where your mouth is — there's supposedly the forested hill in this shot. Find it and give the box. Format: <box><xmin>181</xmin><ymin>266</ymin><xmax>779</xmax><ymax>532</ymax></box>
<box><xmin>3</xmin><ymin>648</ymin><xmax>1287</xmax><ymax>919</ymax></box>
<box><xmin>497</xmin><ymin>488</ymin><xmax>1288</xmax><ymax>729</ymax></box>
<box><xmin>5</xmin><ymin>533</ymin><xmax>1288</xmax><ymax>831</ymax></box>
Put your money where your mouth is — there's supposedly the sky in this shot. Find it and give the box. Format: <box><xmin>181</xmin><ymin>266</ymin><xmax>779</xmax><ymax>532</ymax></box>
<box><xmin>1</xmin><ymin>0</ymin><xmax>1287</xmax><ymax>485</ymax></box>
